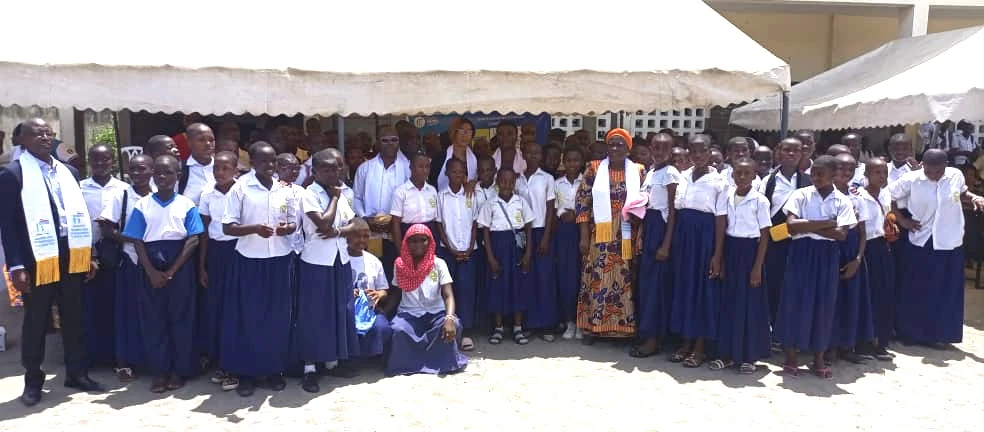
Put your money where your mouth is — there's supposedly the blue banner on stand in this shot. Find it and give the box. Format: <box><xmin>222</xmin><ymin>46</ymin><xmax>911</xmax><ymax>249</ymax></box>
<box><xmin>409</xmin><ymin>112</ymin><xmax>551</xmax><ymax>145</ymax></box>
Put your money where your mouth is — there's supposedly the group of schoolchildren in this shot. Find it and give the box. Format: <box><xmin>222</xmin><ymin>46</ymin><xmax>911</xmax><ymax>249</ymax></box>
<box><xmin>75</xmin><ymin>118</ymin><xmax>983</xmax><ymax>399</ymax></box>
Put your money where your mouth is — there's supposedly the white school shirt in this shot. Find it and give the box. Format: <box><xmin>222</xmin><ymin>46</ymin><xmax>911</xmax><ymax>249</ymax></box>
<box><xmin>300</xmin><ymin>183</ymin><xmax>356</xmax><ymax>266</ymax></box>
<box><xmin>198</xmin><ymin>183</ymin><xmax>237</xmax><ymax>241</ymax></box>
<box><xmin>350</xmin><ymin>252</ymin><xmax>389</xmax><ymax>292</ymax></box>
<box><xmin>851</xmin><ymin>162</ymin><xmax>867</xmax><ymax>187</ymax></box>
<box><xmin>675</xmin><ymin>167</ymin><xmax>729</xmax><ymax>216</ymax></box>
<box><xmin>283</xmin><ymin>182</ymin><xmax>307</xmax><ymax>253</ymax></box>
<box><xmin>888</xmin><ymin>161</ymin><xmax>914</xmax><ymax>208</ymax></box>
<box><xmin>122</xmin><ymin>193</ymin><xmax>204</xmax><ymax>242</ymax></box>
<box><xmin>352</xmin><ymin>154</ymin><xmax>410</xmax><ymax>218</ymax></box>
<box><xmin>390</xmin><ymin>181</ymin><xmax>439</xmax><ymax>224</ymax></box>
<box><xmin>99</xmin><ymin>186</ymin><xmax>152</xmax><ymax>265</ymax></box>
<box><xmin>726</xmin><ymin>188</ymin><xmax>772</xmax><ymax>238</ymax></box>
<box><xmin>782</xmin><ymin>186</ymin><xmax>858</xmax><ymax>242</ymax></box>
<box><xmin>493</xmin><ymin>147</ymin><xmax>526</xmax><ymax>175</ymax></box>
<box><xmin>437</xmin><ymin>147</ymin><xmax>478</xmax><ymax>192</ymax></box>
<box><xmin>222</xmin><ymin>171</ymin><xmax>300</xmax><ymax>259</ymax></box>
<box><xmin>477</xmin><ymin>194</ymin><xmax>536</xmax><ymax>232</ymax></box>
<box><xmin>758</xmin><ymin>169</ymin><xmax>801</xmax><ymax>218</ymax></box>
<box><xmin>516</xmin><ymin>168</ymin><xmax>555</xmax><ymax>228</ymax></box>
<box><xmin>392</xmin><ymin>257</ymin><xmax>453</xmax><ymax>316</ymax></box>
<box><xmin>857</xmin><ymin>187</ymin><xmax>891</xmax><ymax>240</ymax></box>
<box><xmin>719</xmin><ymin>165</ymin><xmax>763</xmax><ymax>191</ymax></box>
<box><xmin>887</xmin><ymin>167</ymin><xmax>966</xmax><ymax>250</ymax></box>
<box><xmin>554</xmin><ymin>174</ymin><xmax>583</xmax><ymax>218</ymax></box>
<box><xmin>473</xmin><ymin>184</ymin><xmax>498</xmax><ymax>216</ymax></box>
<box><xmin>643</xmin><ymin>165</ymin><xmax>682</xmax><ymax>222</ymax></box>
<box><xmin>182</xmin><ymin>156</ymin><xmax>215</xmax><ymax>206</ymax></box>
<box><xmin>437</xmin><ymin>186</ymin><xmax>478</xmax><ymax>251</ymax></box>
<box><xmin>80</xmin><ymin>177</ymin><xmax>127</xmax><ymax>244</ymax></box>
<box><xmin>294</xmin><ymin>158</ymin><xmax>313</xmax><ymax>187</ymax></box>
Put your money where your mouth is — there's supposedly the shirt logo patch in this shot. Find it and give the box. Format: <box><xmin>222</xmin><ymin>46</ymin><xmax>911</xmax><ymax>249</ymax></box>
<box><xmin>429</xmin><ymin>270</ymin><xmax>438</xmax><ymax>282</ymax></box>
<box><xmin>429</xmin><ymin>197</ymin><xmax>437</xmax><ymax>208</ymax></box>
<box><xmin>952</xmin><ymin>191</ymin><xmax>961</xmax><ymax>203</ymax></box>
<box><xmin>514</xmin><ymin>211</ymin><xmax>523</xmax><ymax>224</ymax></box>
<box><xmin>465</xmin><ymin>198</ymin><xmax>472</xmax><ymax>209</ymax></box>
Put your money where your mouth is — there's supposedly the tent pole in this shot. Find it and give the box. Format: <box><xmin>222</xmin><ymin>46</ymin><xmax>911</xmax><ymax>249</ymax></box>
<box><xmin>780</xmin><ymin>91</ymin><xmax>790</xmax><ymax>139</ymax></box>
<box><xmin>113</xmin><ymin>111</ymin><xmax>124</xmax><ymax>176</ymax></box>
<box><xmin>337</xmin><ymin>115</ymin><xmax>345</xmax><ymax>153</ymax></box>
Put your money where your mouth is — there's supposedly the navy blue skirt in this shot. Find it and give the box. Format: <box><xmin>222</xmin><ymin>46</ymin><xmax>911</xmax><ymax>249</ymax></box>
<box><xmin>220</xmin><ymin>253</ymin><xmax>294</xmax><ymax>377</ymax></box>
<box><xmin>357</xmin><ymin>314</ymin><xmax>393</xmax><ymax>358</ymax></box>
<box><xmin>524</xmin><ymin>227</ymin><xmax>558</xmax><ymax>329</ymax></box>
<box><xmin>553</xmin><ymin>220</ymin><xmax>581</xmax><ymax>323</ymax></box>
<box><xmin>386</xmin><ymin>312</ymin><xmax>468</xmax><ymax>376</ymax></box>
<box><xmin>440</xmin><ymin>248</ymin><xmax>479</xmax><ymax>329</ymax></box>
<box><xmin>637</xmin><ymin>209</ymin><xmax>673</xmax><ymax>339</ymax></box>
<box><xmin>775</xmin><ymin>238</ymin><xmax>840</xmax><ymax>353</ymax></box>
<box><xmin>115</xmin><ymin>258</ymin><xmax>145</xmax><ymax>367</ymax></box>
<box><xmin>831</xmin><ymin>228</ymin><xmax>874</xmax><ymax>347</ymax></box>
<box><xmin>486</xmin><ymin>230</ymin><xmax>526</xmax><ymax>315</ymax></box>
<box><xmin>473</xmin><ymin>246</ymin><xmax>488</xmax><ymax>327</ymax></box>
<box><xmin>717</xmin><ymin>236</ymin><xmax>771</xmax><ymax>363</ymax></box>
<box><xmin>292</xmin><ymin>258</ymin><xmax>359</xmax><ymax>364</ymax></box>
<box><xmin>136</xmin><ymin>239</ymin><xmax>198</xmax><ymax>377</ymax></box>
<box><xmin>764</xmin><ymin>238</ymin><xmax>790</xmax><ymax>326</ymax></box>
<box><xmin>670</xmin><ymin>209</ymin><xmax>721</xmax><ymax>340</ymax></box>
<box><xmin>197</xmin><ymin>239</ymin><xmax>236</xmax><ymax>360</ymax></box>
<box><xmin>897</xmin><ymin>238</ymin><xmax>964</xmax><ymax>344</ymax></box>
<box><xmin>84</xmin><ymin>257</ymin><xmax>117</xmax><ymax>367</ymax></box>
<box><xmin>865</xmin><ymin>237</ymin><xmax>896</xmax><ymax>344</ymax></box>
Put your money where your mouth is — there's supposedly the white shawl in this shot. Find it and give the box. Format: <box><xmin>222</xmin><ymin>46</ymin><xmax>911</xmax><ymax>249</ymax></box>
<box><xmin>591</xmin><ymin>158</ymin><xmax>642</xmax><ymax>260</ymax></box>
<box><xmin>19</xmin><ymin>152</ymin><xmax>93</xmax><ymax>285</ymax></box>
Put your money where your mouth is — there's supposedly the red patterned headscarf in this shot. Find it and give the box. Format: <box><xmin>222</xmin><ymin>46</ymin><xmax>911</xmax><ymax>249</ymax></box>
<box><xmin>394</xmin><ymin>224</ymin><xmax>437</xmax><ymax>292</ymax></box>
<box><xmin>606</xmin><ymin>128</ymin><xmax>633</xmax><ymax>150</ymax></box>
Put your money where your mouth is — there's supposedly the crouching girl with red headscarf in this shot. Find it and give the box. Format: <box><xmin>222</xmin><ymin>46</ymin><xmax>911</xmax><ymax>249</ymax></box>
<box><xmin>386</xmin><ymin>224</ymin><xmax>468</xmax><ymax>376</ymax></box>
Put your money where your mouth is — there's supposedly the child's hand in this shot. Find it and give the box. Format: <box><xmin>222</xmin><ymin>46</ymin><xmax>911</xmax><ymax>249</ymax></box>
<box><xmin>520</xmin><ymin>253</ymin><xmax>531</xmax><ymax>273</ymax></box>
<box><xmin>254</xmin><ymin>224</ymin><xmax>276</xmax><ymax>238</ymax></box>
<box><xmin>198</xmin><ymin>269</ymin><xmax>209</xmax><ymax>288</ymax></box>
<box><xmin>442</xmin><ymin>316</ymin><xmax>457</xmax><ymax>343</ymax></box>
<box><xmin>578</xmin><ymin>238</ymin><xmax>590</xmax><ymax>256</ymax></box>
<box><xmin>367</xmin><ymin>289</ymin><xmax>387</xmax><ymax>306</ymax></box>
<box><xmin>749</xmin><ymin>265</ymin><xmax>762</xmax><ymax>288</ymax></box>
<box><xmin>708</xmin><ymin>254</ymin><xmax>722</xmax><ymax>279</ymax></box>
<box><xmin>840</xmin><ymin>259</ymin><xmax>860</xmax><ymax>280</ymax></box>
<box><xmin>275</xmin><ymin>223</ymin><xmax>292</xmax><ymax>236</ymax></box>
<box><xmin>537</xmin><ymin>239</ymin><xmax>550</xmax><ymax>256</ymax></box>
<box><xmin>487</xmin><ymin>258</ymin><xmax>502</xmax><ymax>279</ymax></box>
<box><xmin>897</xmin><ymin>216</ymin><xmax>922</xmax><ymax>231</ymax></box>
<box><xmin>147</xmin><ymin>269</ymin><xmax>169</xmax><ymax>289</ymax></box>
<box><xmin>655</xmin><ymin>245</ymin><xmax>670</xmax><ymax>262</ymax></box>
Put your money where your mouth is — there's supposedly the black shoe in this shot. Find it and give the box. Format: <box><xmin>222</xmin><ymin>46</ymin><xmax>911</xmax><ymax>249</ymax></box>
<box><xmin>325</xmin><ymin>364</ymin><xmax>359</xmax><ymax>379</ymax></box>
<box><xmin>20</xmin><ymin>387</ymin><xmax>42</xmax><ymax>406</ymax></box>
<box><xmin>301</xmin><ymin>373</ymin><xmax>320</xmax><ymax>393</ymax></box>
<box><xmin>64</xmin><ymin>375</ymin><xmax>105</xmax><ymax>392</ymax></box>
<box><xmin>266</xmin><ymin>374</ymin><xmax>286</xmax><ymax>391</ymax></box>
<box><xmin>236</xmin><ymin>377</ymin><xmax>255</xmax><ymax>397</ymax></box>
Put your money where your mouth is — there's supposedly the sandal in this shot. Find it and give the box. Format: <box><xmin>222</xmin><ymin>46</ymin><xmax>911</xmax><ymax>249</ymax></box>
<box><xmin>682</xmin><ymin>353</ymin><xmax>706</xmax><ymax>368</ymax></box>
<box><xmin>541</xmin><ymin>333</ymin><xmax>556</xmax><ymax>342</ymax></box>
<box><xmin>873</xmin><ymin>345</ymin><xmax>895</xmax><ymax>361</ymax></box>
<box><xmin>489</xmin><ymin>328</ymin><xmax>504</xmax><ymax>345</ymax></box>
<box><xmin>115</xmin><ymin>367</ymin><xmax>136</xmax><ymax>382</ymax></box>
<box><xmin>669</xmin><ymin>351</ymin><xmax>688</xmax><ymax>363</ymax></box>
<box><xmin>150</xmin><ymin>376</ymin><xmax>168</xmax><ymax>393</ymax></box>
<box><xmin>220</xmin><ymin>376</ymin><xmax>239</xmax><ymax>391</ymax></box>
<box><xmin>166</xmin><ymin>375</ymin><xmax>185</xmax><ymax>390</ymax></box>
<box><xmin>513</xmin><ymin>331</ymin><xmax>529</xmax><ymax>345</ymax></box>
<box><xmin>461</xmin><ymin>337</ymin><xmax>475</xmax><ymax>351</ymax></box>
<box><xmin>629</xmin><ymin>345</ymin><xmax>660</xmax><ymax>358</ymax></box>
<box><xmin>708</xmin><ymin>359</ymin><xmax>734</xmax><ymax>371</ymax></box>
<box><xmin>738</xmin><ymin>363</ymin><xmax>757</xmax><ymax>374</ymax></box>
<box><xmin>782</xmin><ymin>363</ymin><xmax>799</xmax><ymax>377</ymax></box>
<box><xmin>811</xmin><ymin>364</ymin><xmax>833</xmax><ymax>379</ymax></box>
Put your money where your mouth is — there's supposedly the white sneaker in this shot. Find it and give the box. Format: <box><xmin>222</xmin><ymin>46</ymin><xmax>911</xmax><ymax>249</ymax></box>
<box><xmin>562</xmin><ymin>326</ymin><xmax>576</xmax><ymax>340</ymax></box>
<box><xmin>574</xmin><ymin>328</ymin><xmax>584</xmax><ymax>340</ymax></box>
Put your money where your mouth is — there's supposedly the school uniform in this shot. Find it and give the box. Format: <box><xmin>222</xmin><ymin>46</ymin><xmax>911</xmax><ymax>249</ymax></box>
<box><xmin>294</xmin><ymin>159</ymin><xmax>313</xmax><ymax>187</ymax></box>
<box><xmin>670</xmin><ymin>167</ymin><xmax>728</xmax><ymax>340</ymax></box>
<box><xmin>472</xmin><ymin>183</ymin><xmax>497</xmax><ymax>322</ymax></box>
<box><xmin>830</xmin><ymin>193</ymin><xmax>875</xmax><ymax>348</ymax></box>
<box><xmin>349</xmin><ymin>251</ymin><xmax>393</xmax><ymax>357</ymax></box>
<box><xmin>390</xmin><ymin>180</ymin><xmax>439</xmax><ymax>240</ymax></box>
<box><xmin>636</xmin><ymin>166</ymin><xmax>679</xmax><ymax>339</ymax></box>
<box><xmin>758</xmin><ymin>168</ymin><xmax>812</xmax><ymax>326</ymax></box>
<box><xmin>436</xmin><ymin>186</ymin><xmax>479</xmax><ymax>329</ymax></box>
<box><xmin>283</xmin><ymin>182</ymin><xmax>307</xmax><ymax>255</ymax></box>
<box><xmin>181</xmin><ymin>156</ymin><xmax>215</xmax><ymax>206</ymax></box>
<box><xmin>387</xmin><ymin>257</ymin><xmax>468</xmax><ymax>376</ymax></box>
<box><xmin>717</xmin><ymin>188</ymin><xmax>772</xmax><ymax>364</ymax></box>
<box><xmin>121</xmin><ymin>192</ymin><xmax>205</xmax><ymax>378</ymax></box>
<box><xmin>79</xmin><ymin>176</ymin><xmax>127</xmax><ymax>366</ymax></box>
<box><xmin>858</xmin><ymin>187</ymin><xmax>896</xmax><ymax>345</ymax></box>
<box><xmin>888</xmin><ymin>168</ymin><xmax>967</xmax><ymax>344</ymax></box>
<box><xmin>196</xmin><ymin>183</ymin><xmax>238</xmax><ymax>360</ymax></box>
<box><xmin>516</xmin><ymin>168</ymin><xmax>557</xmax><ymax>330</ymax></box>
<box><xmin>720</xmin><ymin>165</ymin><xmax>763</xmax><ymax>191</ymax></box>
<box><xmin>219</xmin><ymin>172</ymin><xmax>300</xmax><ymax>378</ymax></box>
<box><xmin>477</xmin><ymin>194</ymin><xmax>535</xmax><ymax>316</ymax></box>
<box><xmin>774</xmin><ymin>186</ymin><xmax>857</xmax><ymax>353</ymax></box>
<box><xmin>887</xmin><ymin>161</ymin><xmax>914</xmax><ymax>295</ymax></box>
<box><xmin>553</xmin><ymin>174</ymin><xmax>583</xmax><ymax>324</ymax></box>
<box><xmin>294</xmin><ymin>183</ymin><xmax>360</xmax><ymax>364</ymax></box>
<box><xmin>352</xmin><ymin>154</ymin><xmax>411</xmax><ymax>282</ymax></box>
<box><xmin>100</xmin><ymin>185</ymin><xmax>152</xmax><ymax>368</ymax></box>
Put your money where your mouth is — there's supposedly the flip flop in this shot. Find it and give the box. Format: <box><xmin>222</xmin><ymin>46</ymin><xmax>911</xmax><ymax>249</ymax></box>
<box><xmin>669</xmin><ymin>351</ymin><xmax>688</xmax><ymax>363</ymax></box>
<box><xmin>682</xmin><ymin>353</ymin><xmax>706</xmax><ymax>368</ymax></box>
<box><xmin>811</xmin><ymin>364</ymin><xmax>833</xmax><ymax>379</ymax></box>
<box><xmin>629</xmin><ymin>346</ymin><xmax>660</xmax><ymax>358</ymax></box>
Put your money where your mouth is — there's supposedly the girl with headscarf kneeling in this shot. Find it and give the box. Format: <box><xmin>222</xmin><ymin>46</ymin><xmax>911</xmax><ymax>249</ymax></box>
<box><xmin>387</xmin><ymin>224</ymin><xmax>468</xmax><ymax>376</ymax></box>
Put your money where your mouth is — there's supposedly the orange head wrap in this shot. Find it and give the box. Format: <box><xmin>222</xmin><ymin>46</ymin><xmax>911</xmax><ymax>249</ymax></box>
<box><xmin>605</xmin><ymin>128</ymin><xmax>633</xmax><ymax>150</ymax></box>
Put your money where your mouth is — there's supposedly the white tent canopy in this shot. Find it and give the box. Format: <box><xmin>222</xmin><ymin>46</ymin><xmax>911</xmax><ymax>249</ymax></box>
<box><xmin>0</xmin><ymin>0</ymin><xmax>788</xmax><ymax>116</ymax></box>
<box><xmin>730</xmin><ymin>25</ymin><xmax>984</xmax><ymax>131</ymax></box>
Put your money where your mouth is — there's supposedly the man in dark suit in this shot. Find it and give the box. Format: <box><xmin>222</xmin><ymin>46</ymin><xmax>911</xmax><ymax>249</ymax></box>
<box><xmin>0</xmin><ymin>118</ymin><xmax>104</xmax><ymax>406</ymax></box>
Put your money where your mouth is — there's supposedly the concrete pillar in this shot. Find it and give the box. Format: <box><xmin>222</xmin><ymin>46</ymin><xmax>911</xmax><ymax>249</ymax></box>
<box><xmin>898</xmin><ymin>2</ymin><xmax>929</xmax><ymax>38</ymax></box>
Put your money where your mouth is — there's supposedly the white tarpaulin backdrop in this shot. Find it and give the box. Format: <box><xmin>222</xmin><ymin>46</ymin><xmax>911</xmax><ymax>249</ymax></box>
<box><xmin>0</xmin><ymin>0</ymin><xmax>789</xmax><ymax>116</ymax></box>
<box><xmin>730</xmin><ymin>25</ymin><xmax>984</xmax><ymax>131</ymax></box>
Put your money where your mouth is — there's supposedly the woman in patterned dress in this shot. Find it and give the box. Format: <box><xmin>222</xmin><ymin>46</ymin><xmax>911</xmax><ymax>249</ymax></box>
<box><xmin>575</xmin><ymin>128</ymin><xmax>646</xmax><ymax>342</ymax></box>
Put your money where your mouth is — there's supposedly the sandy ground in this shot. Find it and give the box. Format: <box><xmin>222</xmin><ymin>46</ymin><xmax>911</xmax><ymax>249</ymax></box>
<box><xmin>0</xmin><ymin>283</ymin><xmax>982</xmax><ymax>432</ymax></box>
